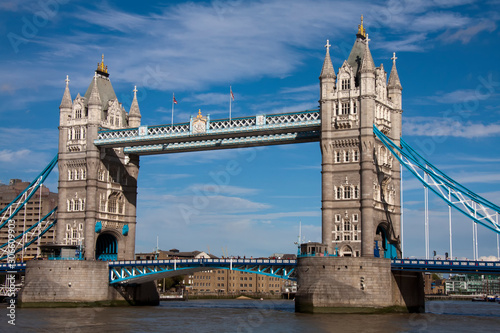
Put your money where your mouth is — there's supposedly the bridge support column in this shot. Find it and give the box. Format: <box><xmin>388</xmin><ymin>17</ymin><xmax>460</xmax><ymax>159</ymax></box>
<box><xmin>295</xmin><ymin>256</ymin><xmax>424</xmax><ymax>313</ymax></box>
<box><xmin>18</xmin><ymin>261</ymin><xmax>159</xmax><ymax>307</ymax></box>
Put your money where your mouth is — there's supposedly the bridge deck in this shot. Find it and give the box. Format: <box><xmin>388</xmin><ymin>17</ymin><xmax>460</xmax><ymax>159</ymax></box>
<box><xmin>94</xmin><ymin>110</ymin><xmax>320</xmax><ymax>155</ymax></box>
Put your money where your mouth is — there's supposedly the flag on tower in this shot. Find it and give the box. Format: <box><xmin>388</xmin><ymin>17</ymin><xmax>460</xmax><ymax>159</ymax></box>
<box><xmin>173</xmin><ymin>94</ymin><xmax>178</xmax><ymax>104</ymax></box>
<box><xmin>230</xmin><ymin>86</ymin><xmax>235</xmax><ymax>101</ymax></box>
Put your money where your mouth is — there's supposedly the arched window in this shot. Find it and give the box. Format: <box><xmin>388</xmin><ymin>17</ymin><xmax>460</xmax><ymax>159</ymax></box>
<box><xmin>336</xmin><ymin>151</ymin><xmax>341</xmax><ymax>163</ymax></box>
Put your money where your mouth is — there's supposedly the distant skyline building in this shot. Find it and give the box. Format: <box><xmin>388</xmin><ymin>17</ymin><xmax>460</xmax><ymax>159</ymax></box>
<box><xmin>0</xmin><ymin>179</ymin><xmax>57</xmax><ymax>260</ymax></box>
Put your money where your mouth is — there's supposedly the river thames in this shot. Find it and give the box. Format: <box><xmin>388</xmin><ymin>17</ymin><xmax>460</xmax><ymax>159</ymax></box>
<box><xmin>1</xmin><ymin>299</ymin><xmax>499</xmax><ymax>332</ymax></box>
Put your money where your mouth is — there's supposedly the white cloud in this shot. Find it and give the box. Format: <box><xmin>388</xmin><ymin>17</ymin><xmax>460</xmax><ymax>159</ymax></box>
<box><xmin>403</xmin><ymin>117</ymin><xmax>500</xmax><ymax>138</ymax></box>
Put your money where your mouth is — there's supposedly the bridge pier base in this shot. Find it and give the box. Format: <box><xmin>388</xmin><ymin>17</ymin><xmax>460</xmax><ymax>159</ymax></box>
<box><xmin>18</xmin><ymin>261</ymin><xmax>159</xmax><ymax>307</ymax></box>
<box><xmin>295</xmin><ymin>257</ymin><xmax>424</xmax><ymax>313</ymax></box>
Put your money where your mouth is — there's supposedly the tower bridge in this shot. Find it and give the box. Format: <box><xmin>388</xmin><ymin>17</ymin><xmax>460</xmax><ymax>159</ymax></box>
<box><xmin>3</xmin><ymin>18</ymin><xmax>499</xmax><ymax>312</ymax></box>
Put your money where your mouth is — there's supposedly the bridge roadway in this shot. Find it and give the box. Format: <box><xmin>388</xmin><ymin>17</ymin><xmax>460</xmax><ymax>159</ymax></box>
<box><xmin>2</xmin><ymin>259</ymin><xmax>500</xmax><ymax>286</ymax></box>
<box><xmin>94</xmin><ymin>109</ymin><xmax>321</xmax><ymax>155</ymax></box>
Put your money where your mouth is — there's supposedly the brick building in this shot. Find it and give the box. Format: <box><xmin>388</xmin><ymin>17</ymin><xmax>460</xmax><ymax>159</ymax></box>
<box><xmin>0</xmin><ymin>179</ymin><xmax>57</xmax><ymax>260</ymax></box>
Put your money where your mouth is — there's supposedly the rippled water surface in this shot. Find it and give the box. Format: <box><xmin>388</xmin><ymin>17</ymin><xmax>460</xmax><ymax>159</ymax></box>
<box><xmin>1</xmin><ymin>299</ymin><xmax>499</xmax><ymax>332</ymax></box>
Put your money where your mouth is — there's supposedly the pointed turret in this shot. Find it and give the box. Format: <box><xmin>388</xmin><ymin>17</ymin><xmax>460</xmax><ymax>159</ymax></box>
<box><xmin>88</xmin><ymin>74</ymin><xmax>102</xmax><ymax>124</ymax></box>
<box><xmin>388</xmin><ymin>52</ymin><xmax>402</xmax><ymax>90</ymax></box>
<box><xmin>320</xmin><ymin>40</ymin><xmax>336</xmax><ymax>79</ymax></box>
<box><xmin>60</xmin><ymin>75</ymin><xmax>72</xmax><ymax>109</ymax></box>
<box><xmin>360</xmin><ymin>35</ymin><xmax>375</xmax><ymax>73</ymax></box>
<box><xmin>128</xmin><ymin>86</ymin><xmax>141</xmax><ymax>128</ymax></box>
<box><xmin>388</xmin><ymin>52</ymin><xmax>402</xmax><ymax>110</ymax></box>
<box><xmin>88</xmin><ymin>74</ymin><xmax>102</xmax><ymax>107</ymax></box>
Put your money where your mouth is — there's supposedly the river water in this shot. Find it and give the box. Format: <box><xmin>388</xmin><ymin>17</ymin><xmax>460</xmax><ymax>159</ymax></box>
<box><xmin>1</xmin><ymin>300</ymin><xmax>499</xmax><ymax>332</ymax></box>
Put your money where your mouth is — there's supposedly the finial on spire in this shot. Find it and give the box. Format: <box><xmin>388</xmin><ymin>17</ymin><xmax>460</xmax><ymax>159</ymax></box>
<box><xmin>133</xmin><ymin>85</ymin><xmax>138</xmax><ymax>98</ymax></box>
<box><xmin>101</xmin><ymin>54</ymin><xmax>104</xmax><ymax>62</ymax></box>
<box><xmin>366</xmin><ymin>34</ymin><xmax>370</xmax><ymax>46</ymax></box>
<box><xmin>357</xmin><ymin>14</ymin><xmax>366</xmax><ymax>39</ymax></box>
<box><xmin>65</xmin><ymin>75</ymin><xmax>70</xmax><ymax>87</ymax></box>
<box><xmin>325</xmin><ymin>39</ymin><xmax>331</xmax><ymax>52</ymax></box>
<box><xmin>392</xmin><ymin>52</ymin><xmax>397</xmax><ymax>64</ymax></box>
<box><xmin>96</xmin><ymin>54</ymin><xmax>109</xmax><ymax>75</ymax></box>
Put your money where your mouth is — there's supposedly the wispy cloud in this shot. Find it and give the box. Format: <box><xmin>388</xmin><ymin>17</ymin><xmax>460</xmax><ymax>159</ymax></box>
<box><xmin>404</xmin><ymin>117</ymin><xmax>500</xmax><ymax>138</ymax></box>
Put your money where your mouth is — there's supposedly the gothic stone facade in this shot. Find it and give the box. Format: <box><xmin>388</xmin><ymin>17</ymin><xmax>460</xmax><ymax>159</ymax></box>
<box><xmin>319</xmin><ymin>24</ymin><xmax>403</xmax><ymax>258</ymax></box>
<box><xmin>57</xmin><ymin>58</ymin><xmax>142</xmax><ymax>260</ymax></box>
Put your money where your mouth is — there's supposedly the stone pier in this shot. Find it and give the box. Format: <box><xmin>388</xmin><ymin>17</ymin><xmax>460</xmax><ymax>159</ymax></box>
<box><xmin>18</xmin><ymin>261</ymin><xmax>159</xmax><ymax>307</ymax></box>
<box><xmin>295</xmin><ymin>257</ymin><xmax>424</xmax><ymax>313</ymax></box>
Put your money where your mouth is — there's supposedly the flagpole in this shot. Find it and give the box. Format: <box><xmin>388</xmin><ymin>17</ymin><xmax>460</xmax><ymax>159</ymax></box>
<box><xmin>172</xmin><ymin>93</ymin><xmax>174</xmax><ymax>129</ymax></box>
<box><xmin>229</xmin><ymin>85</ymin><xmax>232</xmax><ymax>126</ymax></box>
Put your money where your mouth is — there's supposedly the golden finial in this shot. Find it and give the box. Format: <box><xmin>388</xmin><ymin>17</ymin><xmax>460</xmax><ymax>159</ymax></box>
<box><xmin>197</xmin><ymin>109</ymin><xmax>203</xmax><ymax>119</ymax></box>
<box><xmin>357</xmin><ymin>15</ymin><xmax>366</xmax><ymax>39</ymax></box>
<box><xmin>96</xmin><ymin>54</ymin><xmax>108</xmax><ymax>74</ymax></box>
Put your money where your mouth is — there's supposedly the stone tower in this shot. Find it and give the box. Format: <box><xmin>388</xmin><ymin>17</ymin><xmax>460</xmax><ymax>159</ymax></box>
<box><xmin>295</xmin><ymin>19</ymin><xmax>424</xmax><ymax>314</ymax></box>
<box><xmin>57</xmin><ymin>56</ymin><xmax>141</xmax><ymax>260</ymax></box>
<box><xmin>319</xmin><ymin>18</ymin><xmax>403</xmax><ymax>258</ymax></box>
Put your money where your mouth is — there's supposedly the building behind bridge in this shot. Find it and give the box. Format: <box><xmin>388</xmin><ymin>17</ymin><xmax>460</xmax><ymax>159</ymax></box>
<box><xmin>0</xmin><ymin>179</ymin><xmax>57</xmax><ymax>261</ymax></box>
<box><xmin>136</xmin><ymin>250</ymin><xmax>295</xmax><ymax>296</ymax></box>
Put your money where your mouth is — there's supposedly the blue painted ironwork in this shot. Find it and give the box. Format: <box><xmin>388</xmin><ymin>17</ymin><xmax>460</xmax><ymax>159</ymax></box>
<box><xmin>94</xmin><ymin>109</ymin><xmax>321</xmax><ymax>155</ymax></box>
<box><xmin>374</xmin><ymin>125</ymin><xmax>500</xmax><ymax>235</ymax></box>
<box><xmin>0</xmin><ymin>263</ymin><xmax>26</xmax><ymax>273</ymax></box>
<box><xmin>96</xmin><ymin>233</ymin><xmax>118</xmax><ymax>261</ymax></box>
<box><xmin>391</xmin><ymin>259</ymin><xmax>500</xmax><ymax>274</ymax></box>
<box><xmin>0</xmin><ymin>208</ymin><xmax>57</xmax><ymax>261</ymax></box>
<box><xmin>95</xmin><ymin>221</ymin><xmax>102</xmax><ymax>233</ymax></box>
<box><xmin>108</xmin><ymin>258</ymin><xmax>297</xmax><ymax>284</ymax></box>
<box><xmin>0</xmin><ymin>154</ymin><xmax>58</xmax><ymax>230</ymax></box>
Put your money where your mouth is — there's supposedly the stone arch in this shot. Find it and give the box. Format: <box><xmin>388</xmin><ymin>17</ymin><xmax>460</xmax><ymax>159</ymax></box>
<box><xmin>339</xmin><ymin>244</ymin><xmax>353</xmax><ymax>257</ymax></box>
<box><xmin>375</xmin><ymin>221</ymin><xmax>398</xmax><ymax>259</ymax></box>
<box><xmin>95</xmin><ymin>231</ymin><xmax>119</xmax><ymax>261</ymax></box>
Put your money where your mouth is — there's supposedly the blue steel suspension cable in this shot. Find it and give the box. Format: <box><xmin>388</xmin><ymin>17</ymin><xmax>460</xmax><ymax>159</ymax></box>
<box><xmin>0</xmin><ymin>154</ymin><xmax>58</xmax><ymax>230</ymax></box>
<box><xmin>374</xmin><ymin>125</ymin><xmax>500</xmax><ymax>234</ymax></box>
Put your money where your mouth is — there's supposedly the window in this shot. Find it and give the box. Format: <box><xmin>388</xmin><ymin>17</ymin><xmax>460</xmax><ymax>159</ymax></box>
<box><xmin>344</xmin><ymin>220</ymin><xmax>351</xmax><ymax>231</ymax></box>
<box><xmin>81</xmin><ymin>169</ymin><xmax>86</xmax><ymax>180</ymax></box>
<box><xmin>335</xmin><ymin>214</ymin><xmax>341</xmax><ymax>223</ymax></box>
<box><xmin>354</xmin><ymin>186</ymin><xmax>359</xmax><ymax>199</ymax></box>
<box><xmin>82</xmin><ymin>127</ymin><xmax>86</xmax><ymax>139</ymax></box>
<box><xmin>344</xmin><ymin>234</ymin><xmax>351</xmax><ymax>241</ymax></box>
<box><xmin>75</xmin><ymin>127</ymin><xmax>81</xmax><ymax>140</ymax></box>
<box><xmin>336</xmin><ymin>187</ymin><xmax>342</xmax><ymax>200</ymax></box>
<box><xmin>353</xmin><ymin>100</ymin><xmax>357</xmax><ymax>114</ymax></box>
<box><xmin>108</xmin><ymin>197</ymin><xmax>117</xmax><ymax>213</ymax></box>
<box><xmin>353</xmin><ymin>150</ymin><xmax>359</xmax><ymax>161</ymax></box>
<box><xmin>344</xmin><ymin>186</ymin><xmax>351</xmax><ymax>199</ymax></box>
<box><xmin>353</xmin><ymin>214</ymin><xmax>359</xmax><ymax>222</ymax></box>
<box><xmin>341</xmin><ymin>102</ymin><xmax>349</xmax><ymax>115</ymax></box>
<box><xmin>75</xmin><ymin>106</ymin><xmax>82</xmax><ymax>118</ymax></box>
<box><xmin>341</xmin><ymin>79</ymin><xmax>350</xmax><ymax>90</ymax></box>
<box><xmin>336</xmin><ymin>151</ymin><xmax>341</xmax><ymax>163</ymax></box>
<box><xmin>345</xmin><ymin>151</ymin><xmax>350</xmax><ymax>162</ymax></box>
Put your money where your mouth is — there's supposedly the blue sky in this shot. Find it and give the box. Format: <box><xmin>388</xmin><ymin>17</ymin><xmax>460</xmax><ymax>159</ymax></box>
<box><xmin>1</xmin><ymin>0</ymin><xmax>499</xmax><ymax>259</ymax></box>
